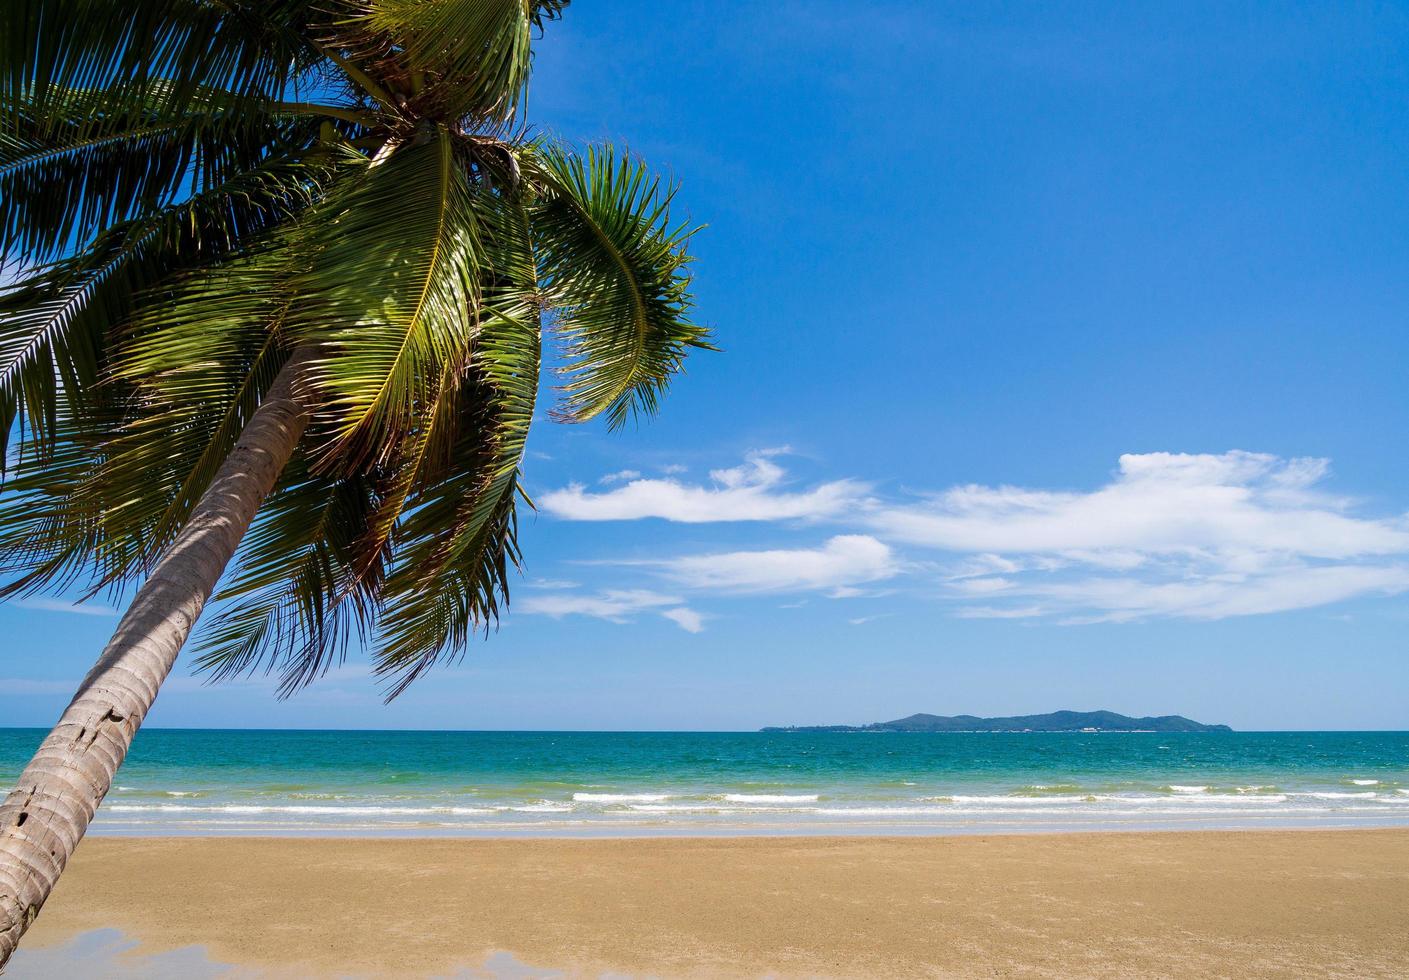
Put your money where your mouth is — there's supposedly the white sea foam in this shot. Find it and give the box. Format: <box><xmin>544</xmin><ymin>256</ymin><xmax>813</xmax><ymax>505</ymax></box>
<box><xmin>96</xmin><ymin>790</ymin><xmax>1377</xmax><ymax>823</ymax></box>
<box><xmin>510</xmin><ymin>801</ymin><xmax>574</xmax><ymax>812</ymax></box>
<box><xmin>1124</xmin><ymin>794</ymin><xmax>1287</xmax><ymax>805</ymax></box>
<box><xmin>110</xmin><ymin>804</ymin><xmax>498</xmax><ymax>816</ymax></box>
<box><xmin>629</xmin><ymin>804</ymin><xmax>798</xmax><ymax>814</ymax></box>
<box><xmin>815</xmin><ymin>807</ymin><xmax>950</xmax><ymax>816</ymax></box>
<box><xmin>106</xmin><ymin>805</ymin><xmax>201</xmax><ymax>813</ymax></box>
<box><xmin>79</xmin><ymin>735</ymin><xmax>1409</xmax><ymax>839</ymax></box>
<box><xmin>942</xmin><ymin>795</ymin><xmax>1093</xmax><ymax>805</ymax></box>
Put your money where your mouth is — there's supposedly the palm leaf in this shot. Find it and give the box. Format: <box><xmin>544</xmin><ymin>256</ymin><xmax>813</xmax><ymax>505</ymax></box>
<box><xmin>0</xmin><ymin>239</ymin><xmax>306</xmax><ymax>598</ymax></box>
<box><xmin>289</xmin><ymin>127</ymin><xmax>483</xmax><ymax>471</ymax></box>
<box><xmin>1</xmin><ymin>86</ymin><xmax>356</xmax><ymax>262</ymax></box>
<box><xmin>0</xmin><ymin>142</ymin><xmax>351</xmax><ymax>469</ymax></box>
<box><xmin>370</xmin><ymin>184</ymin><xmax>540</xmax><ymax>697</ymax></box>
<box><xmin>330</xmin><ymin>0</ymin><xmax>535</xmax><ymax>124</ymax></box>
<box><xmin>188</xmin><ymin>182</ymin><xmax>539</xmax><ymax>699</ymax></box>
<box><xmin>191</xmin><ymin>454</ymin><xmax>382</xmax><ymax>696</ymax></box>
<box><xmin>527</xmin><ymin>142</ymin><xmax>711</xmax><ymax>429</ymax></box>
<box><xmin>0</xmin><ymin>1</ymin><xmax>713</xmax><ymax>708</ymax></box>
<box><xmin>1</xmin><ymin>0</ymin><xmax>315</xmax><ymax>137</ymax></box>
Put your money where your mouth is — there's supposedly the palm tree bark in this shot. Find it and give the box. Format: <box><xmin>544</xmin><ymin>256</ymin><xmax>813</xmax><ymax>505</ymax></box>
<box><xmin>0</xmin><ymin>348</ymin><xmax>315</xmax><ymax>967</ymax></box>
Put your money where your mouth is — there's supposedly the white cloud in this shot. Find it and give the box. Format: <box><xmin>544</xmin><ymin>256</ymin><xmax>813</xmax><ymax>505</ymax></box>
<box><xmin>516</xmin><ymin>589</ymin><xmax>704</xmax><ymax>632</ymax></box>
<box><xmin>14</xmin><ymin>598</ymin><xmax>118</xmax><ymax>617</ymax></box>
<box><xmin>954</xmin><ymin>605</ymin><xmax>1047</xmax><ymax>620</ymax></box>
<box><xmin>532</xmin><ymin>449</ymin><xmax>1409</xmax><ymax>626</ymax></box>
<box><xmin>517</xmin><ymin>589</ymin><xmax>681</xmax><ymax>622</ymax></box>
<box><xmin>873</xmin><ymin>451</ymin><xmax>1408</xmax><ymax>560</ymax></box>
<box><xmin>525</xmin><ymin>577</ymin><xmax>582</xmax><ymax>590</ymax></box>
<box><xmin>539</xmin><ymin>449</ymin><xmax>868</xmax><ymax>523</ymax></box>
<box><xmin>599</xmin><ymin>469</ymin><xmax>641</xmax><ymax>484</ymax></box>
<box><xmin>660</xmin><ymin>607</ymin><xmax>706</xmax><ymax>633</ymax></box>
<box><xmin>986</xmin><ymin>564</ymin><xmax>1409</xmax><ymax>624</ymax></box>
<box><xmin>650</xmin><ymin>534</ymin><xmax>899</xmax><ymax>594</ymax></box>
<box><xmin>873</xmin><ymin>451</ymin><xmax>1409</xmax><ymax>622</ymax></box>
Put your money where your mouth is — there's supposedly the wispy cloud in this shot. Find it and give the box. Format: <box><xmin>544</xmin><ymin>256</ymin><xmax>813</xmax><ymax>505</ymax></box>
<box><xmin>956</xmin><ymin>564</ymin><xmax>1409</xmax><ymax>624</ymax></box>
<box><xmin>525</xmin><ymin>577</ymin><xmax>582</xmax><ymax>590</ymax></box>
<box><xmin>646</xmin><ymin>534</ymin><xmax>900</xmax><ymax>595</ymax></box>
<box><xmin>660</xmin><ymin>607</ymin><xmax>706</xmax><ymax>633</ymax></box>
<box><xmin>539</xmin><ymin>449</ymin><xmax>869</xmax><ymax>523</ymax></box>
<box><xmin>14</xmin><ymin>598</ymin><xmax>118</xmax><ymax>617</ymax></box>
<box><xmin>876</xmin><ymin>451</ymin><xmax>1409</xmax><ymax>622</ymax></box>
<box><xmin>531</xmin><ymin>449</ymin><xmax>1409</xmax><ymax>626</ymax></box>
<box><xmin>872</xmin><ymin>452</ymin><xmax>1405</xmax><ymax>559</ymax></box>
<box><xmin>516</xmin><ymin>589</ymin><xmax>705</xmax><ymax>632</ymax></box>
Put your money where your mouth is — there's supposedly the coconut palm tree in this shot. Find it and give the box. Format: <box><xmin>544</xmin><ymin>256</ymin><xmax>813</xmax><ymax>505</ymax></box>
<box><xmin>0</xmin><ymin>0</ymin><xmax>710</xmax><ymax>962</ymax></box>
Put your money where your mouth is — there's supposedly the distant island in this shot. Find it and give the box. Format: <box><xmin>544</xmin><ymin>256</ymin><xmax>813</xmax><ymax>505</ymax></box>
<box><xmin>761</xmin><ymin>710</ymin><xmax>1232</xmax><ymax>734</ymax></box>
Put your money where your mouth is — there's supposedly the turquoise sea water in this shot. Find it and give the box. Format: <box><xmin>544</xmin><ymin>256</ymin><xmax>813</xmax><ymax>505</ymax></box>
<box><xmin>2</xmin><ymin>728</ymin><xmax>1408</xmax><ymax>837</ymax></box>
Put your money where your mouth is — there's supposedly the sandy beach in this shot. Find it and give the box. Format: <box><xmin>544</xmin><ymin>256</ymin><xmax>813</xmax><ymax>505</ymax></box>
<box><xmin>13</xmin><ymin>828</ymin><xmax>1409</xmax><ymax>977</ymax></box>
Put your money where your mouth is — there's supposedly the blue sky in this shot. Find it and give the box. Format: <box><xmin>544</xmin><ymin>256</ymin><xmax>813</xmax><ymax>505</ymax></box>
<box><xmin>5</xmin><ymin>0</ymin><xmax>1409</xmax><ymax>731</ymax></box>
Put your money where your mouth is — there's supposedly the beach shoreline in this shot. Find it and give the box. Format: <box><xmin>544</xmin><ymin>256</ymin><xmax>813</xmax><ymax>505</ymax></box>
<box><xmin>9</xmin><ymin>728</ymin><xmax>1407</xmax><ymax>840</ymax></box>
<box><xmin>15</xmin><ymin>827</ymin><xmax>1409</xmax><ymax>978</ymax></box>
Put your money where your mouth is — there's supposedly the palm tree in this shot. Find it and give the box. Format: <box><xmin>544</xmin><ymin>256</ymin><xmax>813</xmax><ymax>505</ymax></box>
<box><xmin>0</xmin><ymin>0</ymin><xmax>709</xmax><ymax>962</ymax></box>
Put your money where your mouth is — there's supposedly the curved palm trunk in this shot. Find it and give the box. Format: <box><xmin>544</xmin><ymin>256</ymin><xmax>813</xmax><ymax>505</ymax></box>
<box><xmin>0</xmin><ymin>349</ymin><xmax>314</xmax><ymax>966</ymax></box>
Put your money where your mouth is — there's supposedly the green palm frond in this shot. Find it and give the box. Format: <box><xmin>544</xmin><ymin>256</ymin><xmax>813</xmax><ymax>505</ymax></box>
<box><xmin>0</xmin><ymin>1</ymin><xmax>710</xmax><ymax>704</ymax></box>
<box><xmin>343</xmin><ymin>359</ymin><xmax>460</xmax><ymax>588</ymax></box>
<box><xmin>0</xmin><ymin>251</ymin><xmax>120</xmax><ymax>469</ymax></box>
<box><xmin>0</xmin><ymin>394</ymin><xmax>123</xmax><ymax>598</ymax></box>
<box><xmin>529</xmin><ymin>1</ymin><xmax>572</xmax><ymax>31</ymax></box>
<box><xmin>0</xmin><ymin>153</ymin><xmax>359</xmax><ymax>594</ymax></box>
<box><xmin>290</xmin><ymin>128</ymin><xmax>483</xmax><ymax>471</ymax></box>
<box><xmin>527</xmin><ymin>142</ymin><xmax>711</xmax><ymax>429</ymax></box>
<box><xmin>110</xmin><ymin>251</ymin><xmax>302</xmax><ymax>575</ymax></box>
<box><xmin>189</xmin><ymin>189</ymin><xmax>539</xmax><ymax>698</ymax></box>
<box><xmin>2</xmin><ymin>0</ymin><xmax>315</xmax><ymax>134</ymax></box>
<box><xmin>369</xmin><ymin>375</ymin><xmax>529</xmax><ymax>698</ymax></box>
<box><xmin>1</xmin><ymin>86</ymin><xmax>359</xmax><ymax>261</ymax></box>
<box><xmin>0</xmin><ymin>143</ymin><xmax>352</xmax><ymax>469</ymax></box>
<box><xmin>0</xmin><ymin>240</ymin><xmax>306</xmax><ymax>598</ymax></box>
<box><xmin>331</xmin><ymin>0</ymin><xmax>538</xmax><ymax>125</ymax></box>
<box><xmin>191</xmin><ymin>455</ymin><xmax>382</xmax><ymax>696</ymax></box>
<box><xmin>369</xmin><ymin>187</ymin><xmax>539</xmax><ymax>697</ymax></box>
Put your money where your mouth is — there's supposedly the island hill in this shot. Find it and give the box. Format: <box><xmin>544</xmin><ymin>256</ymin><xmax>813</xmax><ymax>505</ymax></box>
<box><xmin>761</xmin><ymin>710</ymin><xmax>1232</xmax><ymax>734</ymax></box>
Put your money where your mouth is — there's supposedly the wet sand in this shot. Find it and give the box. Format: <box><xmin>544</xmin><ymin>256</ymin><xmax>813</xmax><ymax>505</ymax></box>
<box><xmin>16</xmin><ymin>829</ymin><xmax>1409</xmax><ymax>977</ymax></box>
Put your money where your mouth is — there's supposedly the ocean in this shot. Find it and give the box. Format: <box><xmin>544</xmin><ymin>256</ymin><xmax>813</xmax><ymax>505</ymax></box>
<box><xmin>2</xmin><ymin>728</ymin><xmax>1407</xmax><ymax>837</ymax></box>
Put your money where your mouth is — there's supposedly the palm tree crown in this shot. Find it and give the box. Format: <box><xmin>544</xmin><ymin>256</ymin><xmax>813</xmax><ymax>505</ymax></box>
<box><xmin>0</xmin><ymin>0</ymin><xmax>711</xmax><ymax>697</ymax></box>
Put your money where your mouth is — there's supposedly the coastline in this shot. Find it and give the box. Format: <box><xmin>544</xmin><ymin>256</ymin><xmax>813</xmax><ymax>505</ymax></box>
<box><xmin>17</xmin><ymin>828</ymin><xmax>1409</xmax><ymax>978</ymax></box>
<box><xmin>8</xmin><ymin>728</ymin><xmax>1406</xmax><ymax>839</ymax></box>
